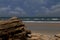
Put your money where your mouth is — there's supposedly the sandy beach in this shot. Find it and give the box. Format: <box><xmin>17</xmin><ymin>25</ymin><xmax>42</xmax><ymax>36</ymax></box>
<box><xmin>23</xmin><ymin>21</ymin><xmax>60</xmax><ymax>35</ymax></box>
<box><xmin>24</xmin><ymin>22</ymin><xmax>60</xmax><ymax>27</ymax></box>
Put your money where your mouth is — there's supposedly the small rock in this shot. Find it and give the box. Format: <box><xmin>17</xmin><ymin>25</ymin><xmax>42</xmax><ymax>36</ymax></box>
<box><xmin>28</xmin><ymin>33</ymin><xmax>51</xmax><ymax>40</ymax></box>
<box><xmin>54</xmin><ymin>34</ymin><xmax>60</xmax><ymax>38</ymax></box>
<box><xmin>54</xmin><ymin>34</ymin><xmax>60</xmax><ymax>40</ymax></box>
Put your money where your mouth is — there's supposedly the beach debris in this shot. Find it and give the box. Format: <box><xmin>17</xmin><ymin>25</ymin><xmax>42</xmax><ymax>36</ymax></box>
<box><xmin>0</xmin><ymin>17</ymin><xmax>31</xmax><ymax>40</ymax></box>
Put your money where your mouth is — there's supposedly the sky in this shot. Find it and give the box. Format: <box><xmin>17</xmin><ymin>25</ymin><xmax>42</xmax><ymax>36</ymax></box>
<box><xmin>0</xmin><ymin>0</ymin><xmax>60</xmax><ymax>17</ymax></box>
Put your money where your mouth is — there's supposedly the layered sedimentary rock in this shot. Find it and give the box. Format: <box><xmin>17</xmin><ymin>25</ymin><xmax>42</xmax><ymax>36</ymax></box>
<box><xmin>0</xmin><ymin>17</ymin><xmax>31</xmax><ymax>40</ymax></box>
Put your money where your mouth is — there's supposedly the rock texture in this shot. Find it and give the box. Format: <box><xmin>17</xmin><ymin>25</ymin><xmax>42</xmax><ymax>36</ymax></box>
<box><xmin>0</xmin><ymin>17</ymin><xmax>31</xmax><ymax>40</ymax></box>
<box><xmin>28</xmin><ymin>33</ymin><xmax>60</xmax><ymax>40</ymax></box>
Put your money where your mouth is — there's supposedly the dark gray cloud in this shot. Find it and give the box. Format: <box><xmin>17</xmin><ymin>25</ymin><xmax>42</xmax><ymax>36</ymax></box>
<box><xmin>0</xmin><ymin>6</ymin><xmax>27</xmax><ymax>17</ymax></box>
<box><xmin>36</xmin><ymin>4</ymin><xmax>60</xmax><ymax>17</ymax></box>
<box><xmin>0</xmin><ymin>0</ymin><xmax>60</xmax><ymax>17</ymax></box>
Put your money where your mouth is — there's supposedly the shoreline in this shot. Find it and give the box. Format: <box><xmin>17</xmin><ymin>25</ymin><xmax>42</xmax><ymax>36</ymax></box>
<box><xmin>23</xmin><ymin>22</ymin><xmax>60</xmax><ymax>35</ymax></box>
<box><xmin>24</xmin><ymin>22</ymin><xmax>60</xmax><ymax>27</ymax></box>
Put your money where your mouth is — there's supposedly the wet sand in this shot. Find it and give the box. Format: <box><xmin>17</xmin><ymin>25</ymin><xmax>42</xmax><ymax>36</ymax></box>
<box><xmin>24</xmin><ymin>22</ymin><xmax>60</xmax><ymax>27</ymax></box>
<box><xmin>24</xmin><ymin>22</ymin><xmax>60</xmax><ymax>35</ymax></box>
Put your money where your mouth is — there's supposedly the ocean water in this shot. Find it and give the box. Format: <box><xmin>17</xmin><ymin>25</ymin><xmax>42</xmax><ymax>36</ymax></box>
<box><xmin>20</xmin><ymin>17</ymin><xmax>60</xmax><ymax>21</ymax></box>
<box><xmin>0</xmin><ymin>17</ymin><xmax>60</xmax><ymax>21</ymax></box>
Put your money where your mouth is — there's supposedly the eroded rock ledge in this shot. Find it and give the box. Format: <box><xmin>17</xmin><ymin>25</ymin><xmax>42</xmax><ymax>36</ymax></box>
<box><xmin>28</xmin><ymin>33</ymin><xmax>60</xmax><ymax>40</ymax></box>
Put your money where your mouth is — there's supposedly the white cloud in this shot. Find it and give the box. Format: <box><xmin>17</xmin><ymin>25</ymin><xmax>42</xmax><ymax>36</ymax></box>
<box><xmin>36</xmin><ymin>3</ymin><xmax>60</xmax><ymax>17</ymax></box>
<box><xmin>41</xmin><ymin>7</ymin><xmax>50</xmax><ymax>13</ymax></box>
<box><xmin>44</xmin><ymin>4</ymin><xmax>60</xmax><ymax>17</ymax></box>
<box><xmin>9</xmin><ymin>11</ymin><xmax>19</xmax><ymax>14</ymax></box>
<box><xmin>14</xmin><ymin>7</ymin><xmax>26</xmax><ymax>15</ymax></box>
<box><xmin>15</xmin><ymin>7</ymin><xmax>23</xmax><ymax>11</ymax></box>
<box><xmin>49</xmin><ymin>4</ymin><xmax>60</xmax><ymax>14</ymax></box>
<box><xmin>0</xmin><ymin>6</ymin><xmax>10</xmax><ymax>11</ymax></box>
<box><xmin>0</xmin><ymin>6</ymin><xmax>26</xmax><ymax>17</ymax></box>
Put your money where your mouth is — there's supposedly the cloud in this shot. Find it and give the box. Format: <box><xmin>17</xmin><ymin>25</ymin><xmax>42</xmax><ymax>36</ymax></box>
<box><xmin>24</xmin><ymin>0</ymin><xmax>47</xmax><ymax>5</ymax></box>
<box><xmin>0</xmin><ymin>0</ymin><xmax>60</xmax><ymax>17</ymax></box>
<box><xmin>47</xmin><ymin>4</ymin><xmax>60</xmax><ymax>17</ymax></box>
<box><xmin>0</xmin><ymin>0</ymin><xmax>49</xmax><ymax>17</ymax></box>
<box><xmin>8</xmin><ymin>0</ymin><xmax>60</xmax><ymax>17</ymax></box>
<box><xmin>35</xmin><ymin>3</ymin><xmax>60</xmax><ymax>17</ymax></box>
<box><xmin>0</xmin><ymin>6</ymin><xmax>26</xmax><ymax>17</ymax></box>
<box><xmin>48</xmin><ymin>4</ymin><xmax>60</xmax><ymax>17</ymax></box>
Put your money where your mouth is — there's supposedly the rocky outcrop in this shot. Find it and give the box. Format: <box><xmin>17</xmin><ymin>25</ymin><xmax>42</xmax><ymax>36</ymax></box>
<box><xmin>28</xmin><ymin>33</ymin><xmax>50</xmax><ymax>40</ymax></box>
<box><xmin>28</xmin><ymin>33</ymin><xmax>60</xmax><ymax>40</ymax></box>
<box><xmin>0</xmin><ymin>17</ymin><xmax>31</xmax><ymax>40</ymax></box>
<box><xmin>54</xmin><ymin>34</ymin><xmax>60</xmax><ymax>40</ymax></box>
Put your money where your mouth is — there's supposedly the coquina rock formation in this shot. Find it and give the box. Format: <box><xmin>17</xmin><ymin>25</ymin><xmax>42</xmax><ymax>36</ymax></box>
<box><xmin>0</xmin><ymin>17</ymin><xmax>31</xmax><ymax>40</ymax></box>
